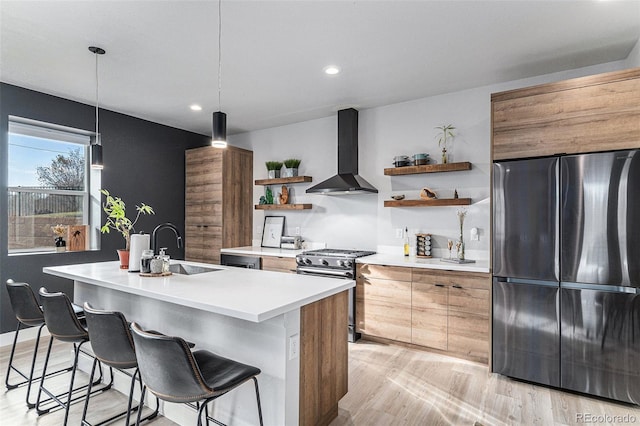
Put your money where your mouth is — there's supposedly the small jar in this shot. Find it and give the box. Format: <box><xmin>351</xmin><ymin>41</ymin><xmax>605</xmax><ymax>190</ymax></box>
<box><xmin>140</xmin><ymin>249</ymin><xmax>154</xmax><ymax>274</ymax></box>
<box><xmin>150</xmin><ymin>256</ymin><xmax>164</xmax><ymax>274</ymax></box>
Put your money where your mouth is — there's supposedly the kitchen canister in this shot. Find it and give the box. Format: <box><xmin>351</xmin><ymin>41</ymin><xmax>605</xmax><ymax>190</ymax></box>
<box><xmin>128</xmin><ymin>233</ymin><xmax>150</xmax><ymax>273</ymax></box>
<box><xmin>140</xmin><ymin>249</ymin><xmax>154</xmax><ymax>274</ymax></box>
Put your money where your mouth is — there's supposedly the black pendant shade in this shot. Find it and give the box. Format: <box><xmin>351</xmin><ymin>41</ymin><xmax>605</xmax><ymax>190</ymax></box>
<box><xmin>91</xmin><ymin>143</ymin><xmax>103</xmax><ymax>169</ymax></box>
<box><xmin>212</xmin><ymin>111</ymin><xmax>227</xmax><ymax>147</ymax></box>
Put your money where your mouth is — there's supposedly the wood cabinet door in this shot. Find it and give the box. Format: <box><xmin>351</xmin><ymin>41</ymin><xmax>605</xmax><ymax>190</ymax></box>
<box><xmin>448</xmin><ymin>310</ymin><xmax>489</xmax><ymax>364</ymax></box>
<box><xmin>447</xmin><ymin>279</ymin><xmax>490</xmax><ymax>364</ymax></box>
<box><xmin>261</xmin><ymin>256</ymin><xmax>297</xmax><ymax>273</ymax></box>
<box><xmin>492</xmin><ymin>68</ymin><xmax>640</xmax><ymax>160</ymax></box>
<box><xmin>186</xmin><ymin>148</ymin><xmax>222</xmax><ymax>226</ymax></box>
<box><xmin>411</xmin><ymin>282</ymin><xmax>448</xmax><ymax>350</ymax></box>
<box><xmin>356</xmin><ymin>271</ymin><xmax>411</xmax><ymax>343</ymax></box>
<box><xmin>184</xmin><ymin>225</ymin><xmax>222</xmax><ymax>264</ymax></box>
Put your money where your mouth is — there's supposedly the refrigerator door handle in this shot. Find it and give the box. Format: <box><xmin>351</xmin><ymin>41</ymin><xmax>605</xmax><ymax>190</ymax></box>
<box><xmin>496</xmin><ymin>277</ymin><xmax>559</xmax><ymax>287</ymax></box>
<box><xmin>561</xmin><ymin>281</ymin><xmax>639</xmax><ymax>294</ymax></box>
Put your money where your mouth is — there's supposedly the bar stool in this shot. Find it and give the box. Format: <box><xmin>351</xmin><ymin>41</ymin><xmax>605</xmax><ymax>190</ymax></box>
<box><xmin>4</xmin><ymin>279</ymin><xmax>83</xmax><ymax>408</ymax></box>
<box><xmin>36</xmin><ymin>287</ymin><xmax>112</xmax><ymax>425</ymax></box>
<box><xmin>81</xmin><ymin>302</ymin><xmax>159</xmax><ymax>426</ymax></box>
<box><xmin>130</xmin><ymin>322</ymin><xmax>263</xmax><ymax>426</ymax></box>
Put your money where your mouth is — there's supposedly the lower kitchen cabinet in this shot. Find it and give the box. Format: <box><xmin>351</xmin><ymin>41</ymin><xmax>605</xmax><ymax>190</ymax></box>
<box><xmin>358</xmin><ymin>264</ymin><xmax>490</xmax><ymax>364</ymax></box>
<box><xmin>261</xmin><ymin>256</ymin><xmax>297</xmax><ymax>273</ymax></box>
<box><xmin>356</xmin><ymin>264</ymin><xmax>412</xmax><ymax>343</ymax></box>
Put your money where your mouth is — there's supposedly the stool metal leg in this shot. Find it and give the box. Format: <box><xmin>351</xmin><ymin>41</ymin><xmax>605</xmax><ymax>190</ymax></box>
<box><xmin>4</xmin><ymin>322</ymin><xmax>74</xmax><ymax>408</ymax></box>
<box><xmin>253</xmin><ymin>377</ymin><xmax>264</xmax><ymax>426</ymax></box>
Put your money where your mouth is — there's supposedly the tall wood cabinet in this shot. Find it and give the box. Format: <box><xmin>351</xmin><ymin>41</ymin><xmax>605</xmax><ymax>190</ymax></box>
<box><xmin>185</xmin><ymin>146</ymin><xmax>253</xmax><ymax>264</ymax></box>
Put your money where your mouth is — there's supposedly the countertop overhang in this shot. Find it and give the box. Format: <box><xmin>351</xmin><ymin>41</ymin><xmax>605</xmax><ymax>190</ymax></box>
<box><xmin>43</xmin><ymin>260</ymin><xmax>354</xmax><ymax>323</ymax></box>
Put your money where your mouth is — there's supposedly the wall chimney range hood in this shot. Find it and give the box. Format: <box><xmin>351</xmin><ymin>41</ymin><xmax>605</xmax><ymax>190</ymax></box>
<box><xmin>306</xmin><ymin>108</ymin><xmax>378</xmax><ymax>195</ymax></box>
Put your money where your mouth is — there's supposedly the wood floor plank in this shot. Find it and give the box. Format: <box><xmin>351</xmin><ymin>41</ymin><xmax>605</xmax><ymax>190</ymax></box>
<box><xmin>3</xmin><ymin>336</ymin><xmax>639</xmax><ymax>425</ymax></box>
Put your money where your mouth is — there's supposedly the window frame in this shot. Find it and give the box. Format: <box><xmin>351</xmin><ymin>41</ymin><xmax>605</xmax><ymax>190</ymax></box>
<box><xmin>7</xmin><ymin>116</ymin><xmax>99</xmax><ymax>255</ymax></box>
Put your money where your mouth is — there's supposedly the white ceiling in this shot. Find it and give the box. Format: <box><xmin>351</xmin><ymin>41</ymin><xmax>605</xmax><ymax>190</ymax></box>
<box><xmin>1</xmin><ymin>1</ymin><xmax>639</xmax><ymax>137</ymax></box>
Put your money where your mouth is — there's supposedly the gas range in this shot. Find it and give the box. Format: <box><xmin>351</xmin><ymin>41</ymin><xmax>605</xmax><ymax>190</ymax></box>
<box><xmin>296</xmin><ymin>248</ymin><xmax>376</xmax><ymax>270</ymax></box>
<box><xmin>295</xmin><ymin>248</ymin><xmax>375</xmax><ymax>343</ymax></box>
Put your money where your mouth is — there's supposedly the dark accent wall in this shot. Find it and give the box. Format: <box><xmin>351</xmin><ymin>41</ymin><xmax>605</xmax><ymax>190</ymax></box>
<box><xmin>0</xmin><ymin>83</ymin><xmax>210</xmax><ymax>333</ymax></box>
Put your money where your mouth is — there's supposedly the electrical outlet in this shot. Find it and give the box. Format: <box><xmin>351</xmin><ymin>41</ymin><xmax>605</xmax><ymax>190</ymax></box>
<box><xmin>470</xmin><ymin>227</ymin><xmax>479</xmax><ymax>241</ymax></box>
<box><xmin>395</xmin><ymin>228</ymin><xmax>403</xmax><ymax>238</ymax></box>
<box><xmin>289</xmin><ymin>334</ymin><xmax>300</xmax><ymax>360</ymax></box>
<box><xmin>295</xmin><ymin>227</ymin><xmax>301</xmax><ymax>235</ymax></box>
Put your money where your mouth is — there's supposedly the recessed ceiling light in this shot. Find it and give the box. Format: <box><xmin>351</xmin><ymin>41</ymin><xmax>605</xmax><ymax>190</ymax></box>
<box><xmin>323</xmin><ymin>65</ymin><xmax>341</xmax><ymax>75</ymax></box>
<box><xmin>190</xmin><ymin>104</ymin><xmax>202</xmax><ymax>111</ymax></box>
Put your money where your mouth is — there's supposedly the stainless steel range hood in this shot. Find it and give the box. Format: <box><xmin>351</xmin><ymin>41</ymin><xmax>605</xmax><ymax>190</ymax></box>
<box><xmin>306</xmin><ymin>108</ymin><xmax>378</xmax><ymax>195</ymax></box>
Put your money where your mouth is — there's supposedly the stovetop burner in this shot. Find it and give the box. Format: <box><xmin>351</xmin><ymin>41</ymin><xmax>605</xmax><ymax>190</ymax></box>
<box><xmin>301</xmin><ymin>248</ymin><xmax>376</xmax><ymax>258</ymax></box>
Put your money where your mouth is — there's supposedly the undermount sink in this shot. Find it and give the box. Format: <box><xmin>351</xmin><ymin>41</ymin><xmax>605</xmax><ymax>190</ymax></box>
<box><xmin>169</xmin><ymin>263</ymin><xmax>221</xmax><ymax>275</ymax></box>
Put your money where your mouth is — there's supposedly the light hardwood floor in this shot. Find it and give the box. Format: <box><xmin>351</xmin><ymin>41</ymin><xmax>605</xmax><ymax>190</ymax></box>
<box><xmin>2</xmin><ymin>337</ymin><xmax>638</xmax><ymax>425</ymax></box>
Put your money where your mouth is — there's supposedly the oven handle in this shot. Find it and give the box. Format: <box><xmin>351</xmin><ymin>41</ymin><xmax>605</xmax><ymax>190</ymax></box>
<box><xmin>296</xmin><ymin>267</ymin><xmax>354</xmax><ymax>279</ymax></box>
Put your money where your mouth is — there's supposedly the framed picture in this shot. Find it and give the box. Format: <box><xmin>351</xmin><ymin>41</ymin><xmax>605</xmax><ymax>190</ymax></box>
<box><xmin>261</xmin><ymin>216</ymin><xmax>285</xmax><ymax>248</ymax></box>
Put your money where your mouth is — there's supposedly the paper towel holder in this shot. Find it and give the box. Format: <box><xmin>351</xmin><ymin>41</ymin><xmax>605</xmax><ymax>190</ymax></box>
<box><xmin>128</xmin><ymin>232</ymin><xmax>151</xmax><ymax>273</ymax></box>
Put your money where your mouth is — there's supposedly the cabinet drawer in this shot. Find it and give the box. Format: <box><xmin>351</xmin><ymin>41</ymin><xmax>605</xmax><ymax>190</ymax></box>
<box><xmin>358</xmin><ymin>264</ymin><xmax>411</xmax><ymax>281</ymax></box>
<box><xmin>261</xmin><ymin>256</ymin><xmax>297</xmax><ymax>273</ymax></box>
<box><xmin>448</xmin><ymin>286</ymin><xmax>489</xmax><ymax>315</ymax></box>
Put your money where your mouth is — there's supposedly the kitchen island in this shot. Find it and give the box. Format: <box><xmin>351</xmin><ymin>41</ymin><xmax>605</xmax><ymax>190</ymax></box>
<box><xmin>44</xmin><ymin>260</ymin><xmax>352</xmax><ymax>426</ymax></box>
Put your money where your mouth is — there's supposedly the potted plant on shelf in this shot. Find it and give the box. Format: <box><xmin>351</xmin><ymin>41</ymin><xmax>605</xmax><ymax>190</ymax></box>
<box><xmin>282</xmin><ymin>158</ymin><xmax>301</xmax><ymax>177</ymax></box>
<box><xmin>266</xmin><ymin>161</ymin><xmax>283</xmax><ymax>179</ymax></box>
<box><xmin>100</xmin><ymin>189</ymin><xmax>155</xmax><ymax>269</ymax></box>
<box><xmin>435</xmin><ymin>124</ymin><xmax>455</xmax><ymax>164</ymax></box>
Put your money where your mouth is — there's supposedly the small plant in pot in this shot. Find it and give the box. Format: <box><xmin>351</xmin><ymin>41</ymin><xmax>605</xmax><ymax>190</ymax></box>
<box><xmin>266</xmin><ymin>161</ymin><xmax>283</xmax><ymax>179</ymax></box>
<box><xmin>282</xmin><ymin>158</ymin><xmax>301</xmax><ymax>177</ymax></box>
<box><xmin>100</xmin><ymin>189</ymin><xmax>155</xmax><ymax>269</ymax></box>
<box><xmin>435</xmin><ymin>124</ymin><xmax>455</xmax><ymax>164</ymax></box>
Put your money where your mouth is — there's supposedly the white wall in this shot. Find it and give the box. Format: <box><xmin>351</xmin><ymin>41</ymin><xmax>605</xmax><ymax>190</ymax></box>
<box><xmin>230</xmin><ymin>59</ymin><xmax>632</xmax><ymax>258</ymax></box>
<box><xmin>625</xmin><ymin>39</ymin><xmax>640</xmax><ymax>68</ymax></box>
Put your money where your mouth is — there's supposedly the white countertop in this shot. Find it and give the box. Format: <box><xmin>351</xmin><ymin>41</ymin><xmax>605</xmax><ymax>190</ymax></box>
<box><xmin>43</xmin><ymin>260</ymin><xmax>353</xmax><ymax>323</ymax></box>
<box><xmin>221</xmin><ymin>246</ymin><xmax>302</xmax><ymax>258</ymax></box>
<box><xmin>357</xmin><ymin>253</ymin><xmax>490</xmax><ymax>273</ymax></box>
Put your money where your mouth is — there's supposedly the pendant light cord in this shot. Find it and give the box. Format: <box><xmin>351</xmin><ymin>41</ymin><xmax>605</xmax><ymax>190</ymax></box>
<box><xmin>95</xmin><ymin>50</ymin><xmax>99</xmax><ymax>139</ymax></box>
<box><xmin>218</xmin><ymin>0</ymin><xmax>222</xmax><ymax>112</ymax></box>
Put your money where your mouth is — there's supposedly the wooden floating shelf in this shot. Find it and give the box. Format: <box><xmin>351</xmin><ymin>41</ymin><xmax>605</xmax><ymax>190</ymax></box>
<box><xmin>255</xmin><ymin>204</ymin><xmax>312</xmax><ymax>210</ymax></box>
<box><xmin>384</xmin><ymin>198</ymin><xmax>471</xmax><ymax>208</ymax></box>
<box><xmin>255</xmin><ymin>176</ymin><xmax>312</xmax><ymax>185</ymax></box>
<box><xmin>384</xmin><ymin>161</ymin><xmax>472</xmax><ymax>176</ymax></box>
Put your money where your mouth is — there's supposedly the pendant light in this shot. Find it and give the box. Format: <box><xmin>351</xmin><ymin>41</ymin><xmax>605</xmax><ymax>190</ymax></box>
<box><xmin>89</xmin><ymin>46</ymin><xmax>106</xmax><ymax>169</ymax></box>
<box><xmin>212</xmin><ymin>0</ymin><xmax>227</xmax><ymax>148</ymax></box>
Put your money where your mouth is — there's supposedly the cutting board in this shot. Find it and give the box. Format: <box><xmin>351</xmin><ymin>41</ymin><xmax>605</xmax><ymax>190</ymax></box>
<box><xmin>67</xmin><ymin>225</ymin><xmax>88</xmax><ymax>251</ymax></box>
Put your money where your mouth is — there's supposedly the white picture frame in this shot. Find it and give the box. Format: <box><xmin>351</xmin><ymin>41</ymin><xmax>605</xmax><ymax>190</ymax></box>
<box><xmin>261</xmin><ymin>216</ymin><xmax>285</xmax><ymax>248</ymax></box>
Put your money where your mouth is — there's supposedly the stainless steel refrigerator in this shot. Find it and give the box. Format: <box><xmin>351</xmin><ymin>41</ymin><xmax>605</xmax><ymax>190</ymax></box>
<box><xmin>492</xmin><ymin>149</ymin><xmax>640</xmax><ymax>404</ymax></box>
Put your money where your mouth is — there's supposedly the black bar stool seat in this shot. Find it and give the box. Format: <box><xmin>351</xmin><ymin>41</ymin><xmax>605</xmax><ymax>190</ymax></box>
<box><xmin>130</xmin><ymin>322</ymin><xmax>263</xmax><ymax>426</ymax></box>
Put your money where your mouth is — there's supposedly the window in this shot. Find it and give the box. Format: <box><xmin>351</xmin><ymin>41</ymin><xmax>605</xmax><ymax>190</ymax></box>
<box><xmin>7</xmin><ymin>117</ymin><xmax>100</xmax><ymax>253</ymax></box>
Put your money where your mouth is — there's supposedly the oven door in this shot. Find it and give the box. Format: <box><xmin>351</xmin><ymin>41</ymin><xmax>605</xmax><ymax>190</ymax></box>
<box><xmin>296</xmin><ymin>266</ymin><xmax>354</xmax><ymax>280</ymax></box>
<box><xmin>296</xmin><ymin>266</ymin><xmax>359</xmax><ymax>342</ymax></box>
